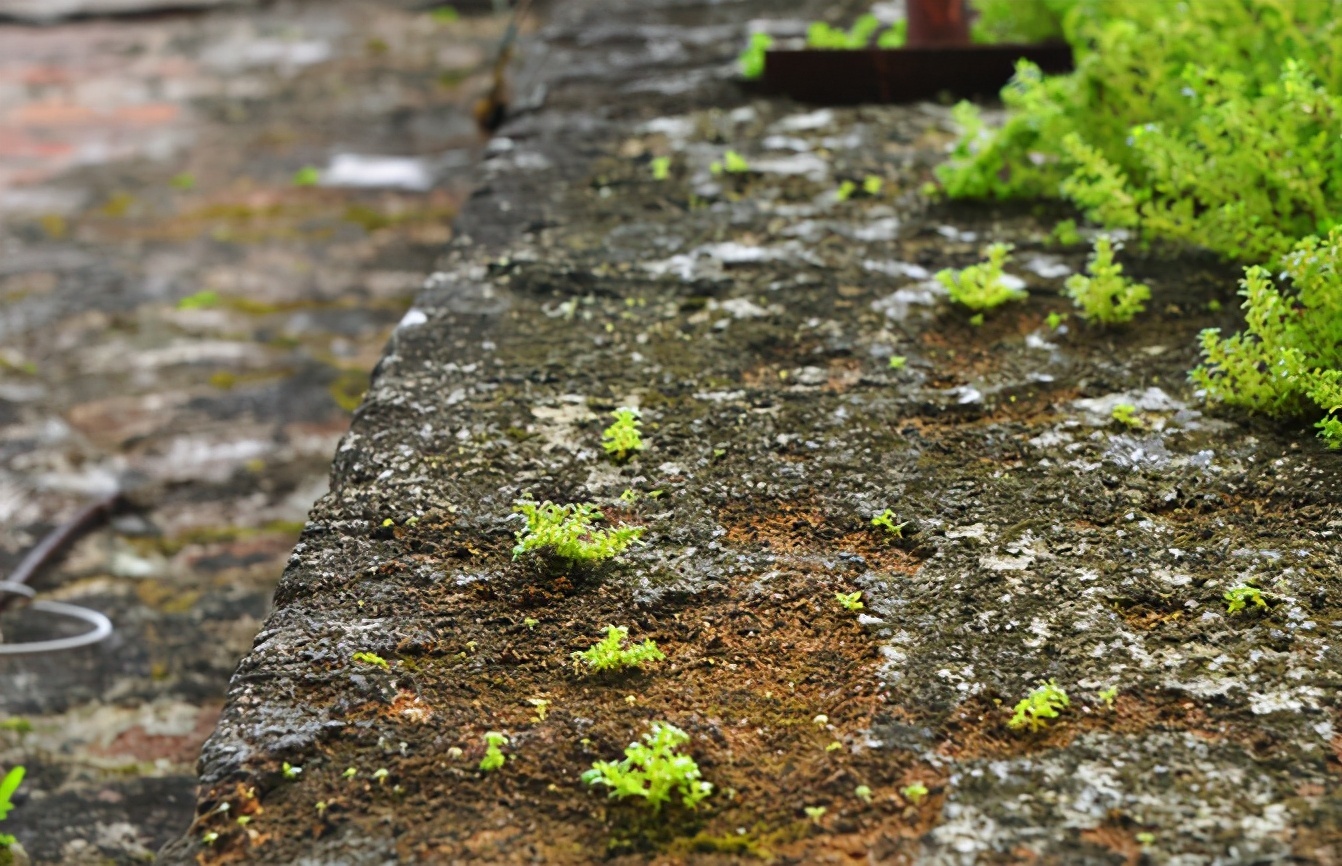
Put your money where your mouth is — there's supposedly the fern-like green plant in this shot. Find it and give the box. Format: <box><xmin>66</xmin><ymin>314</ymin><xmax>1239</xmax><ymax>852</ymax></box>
<box><xmin>573</xmin><ymin>626</ymin><xmax>665</xmax><ymax>673</ymax></box>
<box><xmin>480</xmin><ymin>732</ymin><xmax>508</xmax><ymax>772</ymax></box>
<box><xmin>1008</xmin><ymin>680</ymin><xmax>1069</xmax><ymax>732</ymax></box>
<box><xmin>1065</xmin><ymin>236</ymin><xmax>1150</xmax><ymax>324</ymax></box>
<box><xmin>737</xmin><ymin>32</ymin><xmax>773</xmax><ymax>80</ymax></box>
<box><xmin>602</xmin><ymin>408</ymin><xmax>645</xmax><ymax>461</ymax></box>
<box><xmin>582</xmin><ymin>722</ymin><xmax>712</xmax><ymax>811</ymax></box>
<box><xmin>1192</xmin><ymin>230</ymin><xmax>1342</xmax><ymax>447</ymax></box>
<box><xmin>511</xmin><ymin>498</ymin><xmax>644</xmax><ymax>565</ymax></box>
<box><xmin>1224</xmin><ymin>585</ymin><xmax>1267</xmax><ymax>614</ymax></box>
<box><xmin>0</xmin><ymin>765</ymin><xmax>23</xmax><ymax>848</ymax></box>
<box><xmin>936</xmin><ymin>243</ymin><xmax>1027</xmax><ymax>312</ymax></box>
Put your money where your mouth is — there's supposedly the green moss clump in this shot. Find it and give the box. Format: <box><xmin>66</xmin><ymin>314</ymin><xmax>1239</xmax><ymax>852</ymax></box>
<box><xmin>511</xmin><ymin>498</ymin><xmax>644</xmax><ymax>565</ymax></box>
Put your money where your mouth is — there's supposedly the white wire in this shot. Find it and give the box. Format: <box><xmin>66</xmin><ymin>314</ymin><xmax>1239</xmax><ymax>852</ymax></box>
<box><xmin>0</xmin><ymin>581</ymin><xmax>113</xmax><ymax>655</ymax></box>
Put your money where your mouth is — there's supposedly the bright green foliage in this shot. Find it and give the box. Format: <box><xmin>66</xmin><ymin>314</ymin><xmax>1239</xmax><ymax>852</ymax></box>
<box><xmin>1051</xmin><ymin>219</ymin><xmax>1082</xmax><ymax>246</ymax></box>
<box><xmin>871</xmin><ymin>509</ymin><xmax>905</xmax><ymax>537</ymax></box>
<box><xmin>1046</xmin><ymin>311</ymin><xmax>1067</xmax><ymax>330</ymax></box>
<box><xmin>480</xmin><ymin>732</ymin><xmax>508</xmax><ymax>772</ymax></box>
<box><xmin>177</xmin><ymin>290</ymin><xmax>219</xmax><ymax>310</ymax></box>
<box><xmin>969</xmin><ymin>0</ymin><xmax>1071</xmax><ymax>44</ymax></box>
<box><xmin>282</xmin><ymin>762</ymin><xmax>302</xmax><ymax>779</ymax></box>
<box><xmin>1193</xmin><ymin>232</ymin><xmax>1342</xmax><ymax>447</ymax></box>
<box><xmin>862</xmin><ymin>175</ymin><xmax>884</xmax><ymax>196</ymax></box>
<box><xmin>650</xmin><ymin>157</ymin><xmax>671</xmax><ymax>181</ymax></box>
<box><xmin>1110</xmin><ymin>403</ymin><xmax>1142</xmax><ymax>429</ymax></box>
<box><xmin>0</xmin><ymin>765</ymin><xmax>22</xmax><ymax>846</ymax></box>
<box><xmin>936</xmin><ymin>243</ymin><xmax>1026</xmax><ymax>312</ymax></box>
<box><xmin>834</xmin><ymin>591</ymin><xmax>864</xmax><ymax>612</ymax></box>
<box><xmin>352</xmin><ymin>651</ymin><xmax>388</xmax><ymax>669</ymax></box>
<box><xmin>876</xmin><ymin>20</ymin><xmax>906</xmax><ymax>49</ymax></box>
<box><xmin>1065</xmin><ymin>236</ymin><xmax>1150</xmax><ymax>324</ymax></box>
<box><xmin>602</xmin><ymin>408</ymin><xmax>645</xmax><ymax>461</ymax></box>
<box><xmin>292</xmin><ymin>166</ymin><xmax>321</xmax><ymax>187</ymax></box>
<box><xmin>1225</xmin><ymin>585</ymin><xmax>1267</xmax><ymax>614</ymax></box>
<box><xmin>511</xmin><ymin>498</ymin><xmax>644</xmax><ymax>565</ymax></box>
<box><xmin>1008</xmin><ymin>680</ymin><xmax>1070</xmax><ymax>732</ymax></box>
<box><xmin>722</xmin><ymin>151</ymin><xmax>749</xmax><ymax>174</ymax></box>
<box><xmin>836</xmin><ymin>180</ymin><xmax>857</xmax><ymax>202</ymax></box>
<box><xmin>1098</xmin><ymin>686</ymin><xmax>1118</xmax><ymax>708</ymax></box>
<box><xmin>854</xmin><ymin>784</ymin><xmax>873</xmax><ymax>804</ymax></box>
<box><xmin>887</xmin><ymin>355</ymin><xmax>906</xmax><ymax>370</ymax></box>
<box><xmin>582</xmin><ymin>722</ymin><xmax>712</xmax><ymax>811</ymax></box>
<box><xmin>901</xmin><ymin>782</ymin><xmax>928</xmax><ymax>804</ymax></box>
<box><xmin>937</xmin><ymin>1</ymin><xmax>1342</xmax><ymax>268</ymax></box>
<box><xmin>807</xmin><ymin>14</ymin><xmax>880</xmax><ymax>49</ymax></box>
<box><xmin>738</xmin><ymin>32</ymin><xmax>773</xmax><ymax>80</ymax></box>
<box><xmin>573</xmin><ymin>626</ymin><xmax>665</xmax><ymax>673</ymax></box>
<box><xmin>804</xmin><ymin>805</ymin><xmax>827</xmax><ymax>823</ymax></box>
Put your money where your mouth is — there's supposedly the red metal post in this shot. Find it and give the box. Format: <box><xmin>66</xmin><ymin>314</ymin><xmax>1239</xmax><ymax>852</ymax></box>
<box><xmin>905</xmin><ymin>0</ymin><xmax>970</xmax><ymax>47</ymax></box>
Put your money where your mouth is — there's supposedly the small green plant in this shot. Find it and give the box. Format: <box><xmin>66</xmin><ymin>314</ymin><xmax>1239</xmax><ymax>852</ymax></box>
<box><xmin>1098</xmin><ymin>686</ymin><xmax>1118</xmax><ymax>708</ymax></box>
<box><xmin>835</xmin><ymin>180</ymin><xmax>857</xmax><ymax>202</ymax></box>
<box><xmin>1008</xmin><ymin>680</ymin><xmax>1070</xmax><ymax>732</ymax></box>
<box><xmin>738</xmin><ymin>32</ymin><xmax>773</xmax><ymax>80</ymax></box>
<box><xmin>806</xmin><ymin>14</ymin><xmax>900</xmax><ymax>49</ymax></box>
<box><xmin>1065</xmin><ymin>236</ymin><xmax>1150</xmax><ymax>324</ymax></box>
<box><xmin>429</xmin><ymin>5</ymin><xmax>458</xmax><ymax>23</ymax></box>
<box><xmin>511</xmin><ymin>498</ymin><xmax>644</xmax><ymax>566</ymax></box>
<box><xmin>936</xmin><ymin>243</ymin><xmax>1027</xmax><ymax>312</ymax></box>
<box><xmin>1110</xmin><ymin>403</ymin><xmax>1143</xmax><ymax>429</ymax></box>
<box><xmin>0</xmin><ymin>766</ymin><xmax>23</xmax><ymax>847</ymax></box>
<box><xmin>804</xmin><ymin>805</ymin><xmax>827</xmax><ymax>824</ymax></box>
<box><xmin>523</xmin><ymin>617</ymin><xmax>539</xmax><ymax>630</ymax></box>
<box><xmin>602</xmin><ymin>408</ymin><xmax>645</xmax><ymax>461</ymax></box>
<box><xmin>650</xmin><ymin>157</ymin><xmax>671</xmax><ymax>181</ymax></box>
<box><xmin>281</xmin><ymin>762</ymin><xmax>301</xmax><ymax>779</ymax></box>
<box><xmin>1046</xmin><ymin>311</ymin><xmax>1068</xmax><ymax>330</ymax></box>
<box><xmin>711</xmin><ymin>150</ymin><xmax>751</xmax><ymax>175</ymax></box>
<box><xmin>177</xmin><ymin>290</ymin><xmax>219</xmax><ymax>310</ymax></box>
<box><xmin>573</xmin><ymin>626</ymin><xmax>665</xmax><ymax>673</ymax></box>
<box><xmin>0</xmin><ymin>719</ymin><xmax>31</xmax><ymax>735</ymax></box>
<box><xmin>871</xmin><ymin>509</ymin><xmax>906</xmax><ymax>538</ymax></box>
<box><xmin>1051</xmin><ymin>218</ymin><xmax>1082</xmax><ymax>246</ymax></box>
<box><xmin>834</xmin><ymin>591</ymin><xmax>864</xmax><ymax>612</ymax></box>
<box><xmin>901</xmin><ymin>782</ymin><xmax>928</xmax><ymax>804</ymax></box>
<box><xmin>1224</xmin><ymin>585</ymin><xmax>1267</xmax><ymax>614</ymax></box>
<box><xmin>201</xmin><ymin>830</ymin><xmax>219</xmax><ymax>846</ymax></box>
<box><xmin>292</xmin><ymin>166</ymin><xmax>321</xmax><ymax>187</ymax></box>
<box><xmin>342</xmin><ymin>767</ymin><xmax>358</xmax><ymax>779</ymax></box>
<box><xmin>480</xmin><ymin>732</ymin><xmax>508</xmax><ymax>772</ymax></box>
<box><xmin>862</xmin><ymin>175</ymin><xmax>884</xmax><ymax>196</ymax></box>
<box><xmin>352</xmin><ymin>651</ymin><xmax>388</xmax><ymax>669</ymax></box>
<box><xmin>582</xmin><ymin>722</ymin><xmax>712</xmax><ymax>811</ymax></box>
<box><xmin>887</xmin><ymin>355</ymin><xmax>907</xmax><ymax>370</ymax></box>
<box><xmin>854</xmin><ymin>784</ymin><xmax>873</xmax><ymax>804</ymax></box>
<box><xmin>170</xmin><ymin>173</ymin><xmax>196</xmax><ymax>190</ymax></box>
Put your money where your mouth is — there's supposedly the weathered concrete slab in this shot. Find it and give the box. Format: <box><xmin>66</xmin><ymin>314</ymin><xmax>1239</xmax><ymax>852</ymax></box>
<box><xmin>162</xmin><ymin>0</ymin><xmax>1342</xmax><ymax>862</ymax></box>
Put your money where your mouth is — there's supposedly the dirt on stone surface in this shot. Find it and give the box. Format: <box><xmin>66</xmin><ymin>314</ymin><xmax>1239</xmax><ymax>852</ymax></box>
<box><xmin>160</xmin><ymin>0</ymin><xmax>1342</xmax><ymax>863</ymax></box>
<box><xmin>0</xmin><ymin>3</ymin><xmax>509</xmax><ymax>862</ymax></box>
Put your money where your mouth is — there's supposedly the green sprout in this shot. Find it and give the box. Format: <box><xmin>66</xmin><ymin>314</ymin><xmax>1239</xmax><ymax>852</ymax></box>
<box><xmin>871</xmin><ymin>509</ymin><xmax>906</xmax><ymax>538</ymax></box>
<box><xmin>582</xmin><ymin>722</ymin><xmax>711</xmax><ymax>811</ymax></box>
<box><xmin>352</xmin><ymin>651</ymin><xmax>388</xmax><ymax>670</ymax></box>
<box><xmin>806</xmin><ymin>14</ymin><xmax>882</xmax><ymax>49</ymax></box>
<box><xmin>0</xmin><ymin>718</ymin><xmax>31</xmax><ymax>735</ymax></box>
<box><xmin>201</xmin><ymin>830</ymin><xmax>219</xmax><ymax>846</ymax></box>
<box><xmin>711</xmin><ymin>150</ymin><xmax>750</xmax><ymax>176</ymax></box>
<box><xmin>1051</xmin><ymin>219</ymin><xmax>1082</xmax><ymax>247</ymax></box>
<box><xmin>429</xmin><ymin>5</ymin><xmax>458</xmax><ymax>23</ymax></box>
<box><xmin>854</xmin><ymin>784</ymin><xmax>873</xmax><ymax>804</ymax></box>
<box><xmin>887</xmin><ymin>355</ymin><xmax>907</xmax><ymax>370</ymax></box>
<box><xmin>1065</xmin><ymin>236</ymin><xmax>1151</xmax><ymax>324</ymax></box>
<box><xmin>170</xmin><ymin>173</ymin><xmax>196</xmax><ymax>190</ymax></box>
<box><xmin>836</xmin><ymin>180</ymin><xmax>857</xmax><ymax>202</ymax></box>
<box><xmin>901</xmin><ymin>782</ymin><xmax>928</xmax><ymax>804</ymax></box>
<box><xmin>342</xmin><ymin>767</ymin><xmax>358</xmax><ymax>779</ymax></box>
<box><xmin>1008</xmin><ymin>680</ymin><xmax>1070</xmax><ymax>732</ymax></box>
<box><xmin>602</xmin><ymin>407</ymin><xmax>645</xmax><ymax>461</ymax></box>
<box><xmin>1136</xmin><ymin>832</ymin><xmax>1156</xmax><ymax>846</ymax></box>
<box><xmin>1046</xmin><ymin>311</ymin><xmax>1068</xmax><ymax>330</ymax></box>
<box><xmin>573</xmin><ymin>626</ymin><xmax>665</xmax><ymax>673</ymax></box>
<box><xmin>523</xmin><ymin>617</ymin><xmax>539</xmax><ymax>630</ymax></box>
<box><xmin>862</xmin><ymin>175</ymin><xmax>884</xmax><ymax>196</ymax></box>
<box><xmin>177</xmin><ymin>290</ymin><xmax>219</xmax><ymax>310</ymax></box>
<box><xmin>372</xmin><ymin>768</ymin><xmax>389</xmax><ymax>784</ymax></box>
<box><xmin>834</xmin><ymin>591</ymin><xmax>864</xmax><ymax>612</ymax></box>
<box><xmin>738</xmin><ymin>32</ymin><xmax>773</xmax><ymax>80</ymax></box>
<box><xmin>936</xmin><ymin>243</ymin><xmax>1027</xmax><ymax>313</ymax></box>
<box><xmin>1098</xmin><ymin>686</ymin><xmax>1118</xmax><ymax>708</ymax></box>
<box><xmin>1110</xmin><ymin>403</ymin><xmax>1143</xmax><ymax>429</ymax></box>
<box><xmin>650</xmin><ymin>157</ymin><xmax>671</xmax><ymax>181</ymax></box>
<box><xmin>281</xmin><ymin>762</ymin><xmax>302</xmax><ymax>779</ymax></box>
<box><xmin>803</xmin><ymin>805</ymin><xmax>827</xmax><ymax>824</ymax></box>
<box><xmin>511</xmin><ymin>498</ymin><xmax>644</xmax><ymax>566</ymax></box>
<box><xmin>1225</xmin><ymin>585</ymin><xmax>1267</xmax><ymax>614</ymax></box>
<box><xmin>0</xmin><ymin>765</ymin><xmax>23</xmax><ymax>848</ymax></box>
<box><xmin>480</xmin><ymin>732</ymin><xmax>508</xmax><ymax>772</ymax></box>
<box><xmin>292</xmin><ymin>166</ymin><xmax>321</xmax><ymax>187</ymax></box>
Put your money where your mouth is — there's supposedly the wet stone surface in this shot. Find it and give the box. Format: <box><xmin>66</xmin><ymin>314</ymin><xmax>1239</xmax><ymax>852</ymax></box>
<box><xmin>0</xmin><ymin>3</ymin><xmax>506</xmax><ymax>862</ymax></box>
<box><xmin>147</xmin><ymin>0</ymin><xmax>1341</xmax><ymax>863</ymax></box>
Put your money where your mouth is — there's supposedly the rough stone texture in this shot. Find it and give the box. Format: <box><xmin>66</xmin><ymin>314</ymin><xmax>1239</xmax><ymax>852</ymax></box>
<box><xmin>0</xmin><ymin>0</ymin><xmax>242</xmax><ymax>23</ymax></box>
<box><xmin>0</xmin><ymin>4</ymin><xmax>506</xmax><ymax>862</ymax></box>
<box><xmin>163</xmin><ymin>0</ymin><xmax>1342</xmax><ymax>863</ymax></box>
